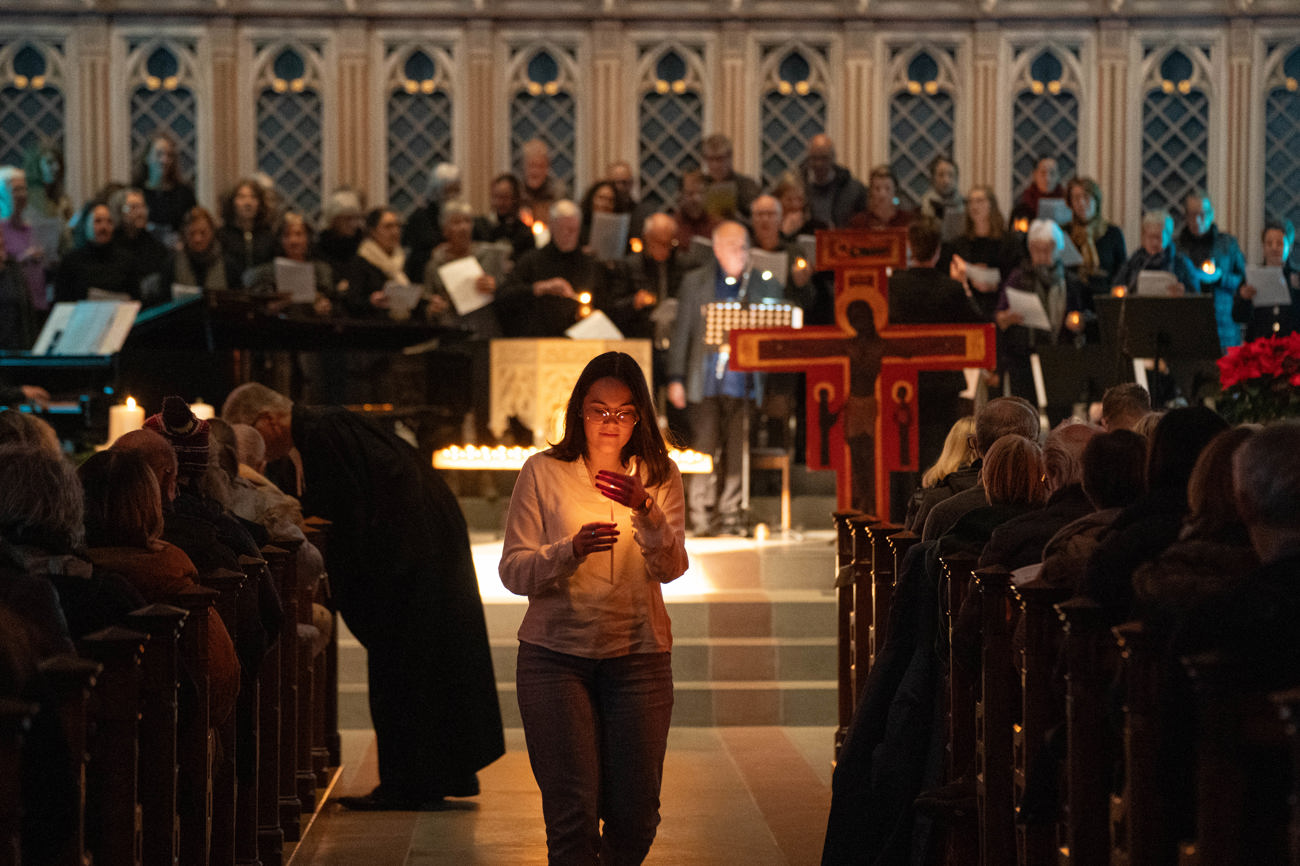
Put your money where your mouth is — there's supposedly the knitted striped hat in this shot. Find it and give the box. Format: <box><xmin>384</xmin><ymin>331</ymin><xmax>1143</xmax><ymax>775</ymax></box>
<box><xmin>144</xmin><ymin>395</ymin><xmax>210</xmax><ymax>482</ymax></box>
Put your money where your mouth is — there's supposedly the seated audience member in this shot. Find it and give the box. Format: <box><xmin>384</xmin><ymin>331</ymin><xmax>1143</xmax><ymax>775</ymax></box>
<box><xmin>53</xmin><ymin>200</ymin><xmax>135</xmax><ymax>302</ymax></box>
<box><xmin>920</xmin><ymin>396</ymin><xmax>1041</xmax><ymax>541</ymax></box>
<box><xmin>1212</xmin><ymin>421</ymin><xmax>1300</xmax><ymax>680</ymax></box>
<box><xmin>1246</xmin><ymin>219</ymin><xmax>1300</xmax><ymax>339</ymax></box>
<box><xmin>403</xmin><ymin>161</ymin><xmax>462</xmax><ymax>284</ymax></box>
<box><xmin>994</xmin><ymin>219</ymin><xmax>1087</xmax><ymax>413</ymax></box>
<box><xmin>1111</xmin><ymin>209</ymin><xmax>1198</xmax><ymax>296</ymax></box>
<box><xmin>244</xmin><ymin>211</ymin><xmax>335</xmax><ymax>315</ymax></box>
<box><xmin>1016</xmin><ymin>156</ymin><xmax>1065</xmax><ymax>216</ymax></box>
<box><xmin>338</xmin><ymin>207</ymin><xmax>413</xmax><ymax>319</ymax></box>
<box><xmin>849</xmin><ymin>165</ymin><xmax>912</xmax><ymax>229</ymax></box>
<box><xmin>496</xmin><ymin>199</ymin><xmax>606</xmax><ymax>337</ymax></box>
<box><xmin>217</xmin><ymin>178</ymin><xmax>276</xmax><ymax>284</ymax></box>
<box><xmin>670</xmin><ymin>170</ymin><xmax>712</xmax><ymax>247</ymax></box>
<box><xmin>1062</xmin><ymin>177</ymin><xmax>1126</xmax><ymax>297</ymax></box>
<box><xmin>0</xmin><ymin>407</ymin><xmax>60</xmax><ymax>454</ymax></box>
<box><xmin>1132</xmin><ymin>426</ymin><xmax>1257</xmax><ymax>623</ymax></box>
<box><xmin>943</xmin><ymin>432</ymin><xmax>1049</xmax><ymax>553</ymax></box>
<box><xmin>1099</xmin><ymin>382</ymin><xmax>1152</xmax><ymax>431</ymax></box>
<box><xmin>802</xmin><ymin>135</ymin><xmax>867</xmax><ymax>229</ymax></box>
<box><xmin>472</xmin><ymin>173</ymin><xmax>534</xmax><ymax>260</ymax></box>
<box><xmin>980</xmin><ymin>420</ymin><xmax>1098</xmax><ymax>569</ymax></box>
<box><xmin>519</xmin><ymin>138</ymin><xmax>567</xmax><ymax>224</ymax></box>
<box><xmin>1132</xmin><ymin>408</ymin><xmax>1164</xmax><ymax>444</ymax></box>
<box><xmin>78</xmin><ymin>447</ymin><xmax>240</xmax><ymax>725</ymax></box>
<box><xmin>134</xmin><ymin>131</ymin><xmax>197</xmax><ymax>236</ymax></box>
<box><xmin>1176</xmin><ymin>190</ymin><xmax>1250</xmax><ymax>350</ymax></box>
<box><xmin>162</xmin><ymin>206</ymin><xmax>231</xmax><ymax>294</ymax></box>
<box><xmin>0</xmin><ymin>441</ymin><xmax>144</xmax><ymax>641</ymax></box>
<box><xmin>315</xmin><ymin>187</ymin><xmax>365</xmax><ymax>277</ymax></box>
<box><xmin>949</xmin><ymin>185</ymin><xmax>1025</xmax><ymax>319</ymax></box>
<box><xmin>1039</xmin><ymin>427</ymin><xmax>1147</xmax><ymax>593</ymax></box>
<box><xmin>109</xmin><ymin>187</ymin><xmax>169</xmax><ymax>304</ymax></box>
<box><xmin>1079</xmin><ymin>405</ymin><xmax>1229</xmax><ymax>625</ymax></box>
<box><xmin>905</xmin><ymin>415</ymin><xmax>977</xmax><ymax>531</ymax></box>
<box><xmin>701</xmin><ymin>132</ymin><xmax>761</xmax><ymax>219</ymax></box>
<box><xmin>918</xmin><ymin>155</ymin><xmax>964</xmax><ymax>240</ymax></box>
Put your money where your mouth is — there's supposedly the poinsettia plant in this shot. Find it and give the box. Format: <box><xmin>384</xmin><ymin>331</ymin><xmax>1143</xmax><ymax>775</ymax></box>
<box><xmin>1216</xmin><ymin>332</ymin><xmax>1300</xmax><ymax>423</ymax></box>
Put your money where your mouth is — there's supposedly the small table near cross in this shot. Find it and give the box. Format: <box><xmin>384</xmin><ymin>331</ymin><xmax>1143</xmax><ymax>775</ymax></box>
<box><xmin>730</xmin><ymin>229</ymin><xmax>995</xmax><ymax>520</ymax></box>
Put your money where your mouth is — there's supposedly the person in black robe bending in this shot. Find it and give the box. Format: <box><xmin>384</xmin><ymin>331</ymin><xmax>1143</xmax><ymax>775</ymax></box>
<box><xmin>222</xmin><ymin>382</ymin><xmax>504</xmax><ymax>810</ymax></box>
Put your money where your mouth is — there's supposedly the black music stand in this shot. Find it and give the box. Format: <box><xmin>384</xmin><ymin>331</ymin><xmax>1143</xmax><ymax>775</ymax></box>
<box><xmin>1031</xmin><ymin>344</ymin><xmax>1122</xmax><ymax>419</ymax></box>
<box><xmin>1095</xmin><ymin>295</ymin><xmax>1221</xmax><ymax>405</ymax></box>
<box><xmin>703</xmin><ymin>299</ymin><xmax>801</xmax><ymax>533</ymax></box>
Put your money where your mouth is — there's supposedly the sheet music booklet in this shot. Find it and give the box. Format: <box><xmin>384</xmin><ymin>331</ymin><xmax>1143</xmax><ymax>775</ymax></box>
<box><xmin>30</xmin><ymin>300</ymin><xmax>141</xmax><ymax>356</ymax></box>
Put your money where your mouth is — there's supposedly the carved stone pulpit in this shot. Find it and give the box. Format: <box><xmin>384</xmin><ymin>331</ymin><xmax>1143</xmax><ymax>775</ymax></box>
<box><xmin>489</xmin><ymin>338</ymin><xmax>653</xmax><ymax>446</ymax></box>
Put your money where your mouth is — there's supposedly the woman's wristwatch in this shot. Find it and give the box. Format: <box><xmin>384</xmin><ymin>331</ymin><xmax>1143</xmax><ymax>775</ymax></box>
<box><xmin>633</xmin><ymin>494</ymin><xmax>653</xmax><ymax>516</ymax></box>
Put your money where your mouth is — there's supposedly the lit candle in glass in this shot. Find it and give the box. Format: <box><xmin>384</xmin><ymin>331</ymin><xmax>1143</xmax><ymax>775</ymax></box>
<box><xmin>190</xmin><ymin>399</ymin><xmax>215</xmax><ymax>420</ymax></box>
<box><xmin>629</xmin><ymin>237</ymin><xmax>643</xmax><ymax>254</ymax></box>
<box><xmin>107</xmin><ymin>396</ymin><xmax>145</xmax><ymax>445</ymax></box>
<box><xmin>533</xmin><ymin>221</ymin><xmax>550</xmax><ymax>249</ymax></box>
<box><xmin>1112</xmin><ymin>285</ymin><xmax>1128</xmax><ymax>298</ymax></box>
<box><xmin>1067</xmin><ymin>311</ymin><xmax>1082</xmax><ymax>330</ymax></box>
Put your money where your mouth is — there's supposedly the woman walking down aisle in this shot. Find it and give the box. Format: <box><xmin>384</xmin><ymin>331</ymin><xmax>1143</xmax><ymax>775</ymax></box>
<box><xmin>500</xmin><ymin>351</ymin><xmax>689</xmax><ymax>866</ymax></box>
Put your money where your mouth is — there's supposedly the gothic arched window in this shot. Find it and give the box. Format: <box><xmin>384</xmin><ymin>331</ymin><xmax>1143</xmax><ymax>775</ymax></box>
<box><xmin>759</xmin><ymin>45</ymin><xmax>828</xmax><ymax>187</ymax></box>
<box><xmin>637</xmin><ymin>45</ymin><xmax>704</xmax><ymax>211</ymax></box>
<box><xmin>1011</xmin><ymin>47</ymin><xmax>1080</xmax><ymax>199</ymax></box>
<box><xmin>127</xmin><ymin>41</ymin><xmax>199</xmax><ymax>184</ymax></box>
<box><xmin>386</xmin><ymin>45</ymin><xmax>454</xmax><ymax>216</ymax></box>
<box><xmin>889</xmin><ymin>47</ymin><xmax>956</xmax><ymax>209</ymax></box>
<box><xmin>1265</xmin><ymin>45</ymin><xmax>1300</xmax><ymax>229</ymax></box>
<box><xmin>0</xmin><ymin>40</ymin><xmax>65</xmax><ymax>168</ymax></box>
<box><xmin>255</xmin><ymin>43</ymin><xmax>324</xmax><ymax>217</ymax></box>
<box><xmin>509</xmin><ymin>46</ymin><xmax>577</xmax><ymax>195</ymax></box>
<box><xmin>1141</xmin><ymin>46</ymin><xmax>1211</xmax><ymax>220</ymax></box>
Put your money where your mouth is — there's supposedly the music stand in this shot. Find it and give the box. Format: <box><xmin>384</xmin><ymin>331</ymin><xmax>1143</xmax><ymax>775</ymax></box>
<box><xmin>1031</xmin><ymin>344</ymin><xmax>1122</xmax><ymax>417</ymax></box>
<box><xmin>1095</xmin><ymin>295</ymin><xmax>1221</xmax><ymax>405</ymax></box>
<box><xmin>702</xmin><ymin>300</ymin><xmax>802</xmax><ymax>532</ymax></box>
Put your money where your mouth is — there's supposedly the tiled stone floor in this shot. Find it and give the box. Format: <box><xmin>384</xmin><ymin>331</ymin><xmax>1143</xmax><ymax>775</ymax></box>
<box><xmin>290</xmin><ymin>725</ymin><xmax>835</xmax><ymax>865</ymax></box>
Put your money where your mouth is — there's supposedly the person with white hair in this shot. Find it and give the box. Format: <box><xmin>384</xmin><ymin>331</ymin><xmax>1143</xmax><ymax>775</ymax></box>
<box><xmin>496</xmin><ymin>198</ymin><xmax>607</xmax><ymax>340</ymax></box>
<box><xmin>994</xmin><ymin>217</ymin><xmax>1087</xmax><ymax>415</ymax></box>
<box><xmin>403</xmin><ymin>161</ymin><xmax>462</xmax><ymax>283</ymax></box>
<box><xmin>519</xmin><ymin>139</ymin><xmax>566</xmax><ymax>224</ymax></box>
<box><xmin>1111</xmin><ymin>209</ymin><xmax>1199</xmax><ymax>296</ymax></box>
<box><xmin>0</xmin><ymin>164</ymin><xmax>49</xmax><ymax>315</ymax></box>
<box><xmin>314</xmin><ymin>186</ymin><xmax>365</xmax><ymax>277</ymax></box>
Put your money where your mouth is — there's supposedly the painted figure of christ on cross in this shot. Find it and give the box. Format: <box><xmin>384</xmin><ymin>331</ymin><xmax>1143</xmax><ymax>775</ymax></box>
<box><xmin>730</xmin><ymin>230</ymin><xmax>994</xmax><ymax>519</ymax></box>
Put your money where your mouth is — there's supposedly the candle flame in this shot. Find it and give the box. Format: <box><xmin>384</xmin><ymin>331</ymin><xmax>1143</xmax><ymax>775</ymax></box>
<box><xmin>629</xmin><ymin>237</ymin><xmax>643</xmax><ymax>253</ymax></box>
<box><xmin>795</xmin><ymin>257</ymin><xmax>807</xmax><ymax>269</ymax></box>
<box><xmin>533</xmin><ymin>221</ymin><xmax>548</xmax><ymax>236</ymax></box>
<box><xmin>125</xmin><ymin>397</ymin><xmax>137</xmax><ymax>410</ymax></box>
<box><xmin>1201</xmin><ymin>260</ymin><xmax>1216</xmax><ymax>275</ymax></box>
<box><xmin>1112</xmin><ymin>285</ymin><xmax>1127</xmax><ymax>298</ymax></box>
<box><xmin>578</xmin><ymin>292</ymin><xmax>592</xmax><ymax>305</ymax></box>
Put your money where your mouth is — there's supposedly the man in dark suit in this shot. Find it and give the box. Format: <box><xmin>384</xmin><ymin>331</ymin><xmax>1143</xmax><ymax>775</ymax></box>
<box><xmin>889</xmin><ymin>216</ymin><xmax>987</xmax><ymax>468</ymax></box>
<box><xmin>667</xmin><ymin>220</ymin><xmax>786</xmax><ymax>535</ymax></box>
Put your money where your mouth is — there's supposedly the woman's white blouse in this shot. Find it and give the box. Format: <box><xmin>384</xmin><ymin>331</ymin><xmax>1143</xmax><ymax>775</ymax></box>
<box><xmin>499</xmin><ymin>452</ymin><xmax>688</xmax><ymax>658</ymax></box>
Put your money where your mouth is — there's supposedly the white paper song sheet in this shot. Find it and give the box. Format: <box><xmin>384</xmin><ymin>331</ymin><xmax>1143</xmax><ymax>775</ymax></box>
<box><xmin>566</xmin><ymin>309</ymin><xmax>624</xmax><ymax>340</ymax></box>
<box><xmin>1246</xmin><ymin>266</ymin><xmax>1291</xmax><ymax>306</ymax></box>
<box><xmin>275</xmin><ymin>257</ymin><xmax>318</xmax><ymax>303</ymax></box>
<box><xmin>437</xmin><ymin>255</ymin><xmax>492</xmax><ymax>315</ymax></box>
<box><xmin>965</xmin><ymin>263</ymin><xmax>1001</xmax><ymax>291</ymax></box>
<box><xmin>1003</xmin><ymin>288</ymin><xmax>1053</xmax><ymax>332</ymax></box>
<box><xmin>588</xmin><ymin>212</ymin><xmax>630</xmax><ymax>262</ymax></box>
<box><xmin>383</xmin><ymin>279</ymin><xmax>423</xmax><ymax>315</ymax></box>
<box><xmin>1136</xmin><ymin>270</ymin><xmax>1179</xmax><ymax>297</ymax></box>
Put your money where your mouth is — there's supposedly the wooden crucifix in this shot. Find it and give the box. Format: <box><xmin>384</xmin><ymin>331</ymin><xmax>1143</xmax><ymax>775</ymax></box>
<box><xmin>729</xmin><ymin>229</ymin><xmax>995</xmax><ymax>520</ymax></box>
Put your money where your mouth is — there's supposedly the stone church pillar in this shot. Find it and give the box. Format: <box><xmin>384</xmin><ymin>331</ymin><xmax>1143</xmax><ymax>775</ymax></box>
<box><xmin>841</xmin><ymin>23</ymin><xmax>875</xmax><ymax>180</ymax></box>
<box><xmin>464</xmin><ymin>22</ymin><xmax>495</xmax><ymax>209</ymax></box>
<box><xmin>1223</xmin><ymin>19</ymin><xmax>1254</xmax><ymax>243</ymax></box>
<box><xmin>1095</xmin><ymin>20</ymin><xmax>1130</xmax><ymax>231</ymax></box>
<box><xmin>207</xmin><ymin>19</ymin><xmax>240</xmax><ymax>202</ymax></box>
<box><xmin>69</xmin><ymin>21</ymin><xmax>112</xmax><ymax>202</ymax></box>
<box><xmin>334</xmin><ymin>22</ymin><xmax>369</xmax><ymax>196</ymax></box>
<box><xmin>590</xmin><ymin>21</ymin><xmax>625</xmax><ymax>183</ymax></box>
<box><xmin>969</xmin><ymin>25</ymin><xmax>1000</xmax><ymax>189</ymax></box>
